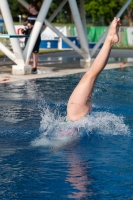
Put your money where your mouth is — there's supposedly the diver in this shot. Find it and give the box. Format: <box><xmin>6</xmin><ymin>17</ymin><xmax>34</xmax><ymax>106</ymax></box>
<box><xmin>66</xmin><ymin>17</ymin><xmax>121</xmax><ymax>122</ymax></box>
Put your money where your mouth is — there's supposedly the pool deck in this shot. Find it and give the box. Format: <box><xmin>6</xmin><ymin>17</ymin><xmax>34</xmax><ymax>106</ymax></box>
<box><xmin>0</xmin><ymin>49</ymin><xmax>132</xmax><ymax>83</ymax></box>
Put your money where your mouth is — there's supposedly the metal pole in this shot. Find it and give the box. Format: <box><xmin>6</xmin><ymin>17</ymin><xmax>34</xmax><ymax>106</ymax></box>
<box><xmin>17</xmin><ymin>0</ymin><xmax>68</xmax><ymax>24</ymax></box>
<box><xmin>68</xmin><ymin>0</ymin><xmax>90</xmax><ymax>59</ymax></box>
<box><xmin>0</xmin><ymin>42</ymin><xmax>16</xmax><ymax>62</ymax></box>
<box><xmin>0</xmin><ymin>14</ymin><xmax>4</xmax><ymax>33</ymax></box>
<box><xmin>40</xmin><ymin>0</ymin><xmax>68</xmax><ymax>34</ymax></box>
<box><xmin>48</xmin><ymin>0</ymin><xmax>68</xmax><ymax>22</ymax></box>
<box><xmin>17</xmin><ymin>0</ymin><xmax>29</xmax><ymax>9</ymax></box>
<box><xmin>23</xmin><ymin>0</ymin><xmax>53</xmax><ymax>63</ymax></box>
<box><xmin>18</xmin><ymin>15</ymin><xmax>22</xmax><ymax>24</ymax></box>
<box><xmin>45</xmin><ymin>19</ymin><xmax>83</xmax><ymax>56</ymax></box>
<box><xmin>80</xmin><ymin>0</ymin><xmax>87</xmax><ymax>41</ymax></box>
<box><xmin>91</xmin><ymin>0</ymin><xmax>132</xmax><ymax>57</ymax></box>
<box><xmin>0</xmin><ymin>0</ymin><xmax>24</xmax><ymax>65</ymax></box>
<box><xmin>17</xmin><ymin>0</ymin><xmax>69</xmax><ymax>58</ymax></box>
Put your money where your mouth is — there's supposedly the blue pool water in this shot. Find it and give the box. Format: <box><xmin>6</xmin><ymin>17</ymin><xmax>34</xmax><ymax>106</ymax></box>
<box><xmin>0</xmin><ymin>66</ymin><xmax>133</xmax><ymax>199</ymax></box>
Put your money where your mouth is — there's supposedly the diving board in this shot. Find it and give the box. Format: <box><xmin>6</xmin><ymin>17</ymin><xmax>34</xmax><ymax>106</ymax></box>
<box><xmin>0</xmin><ymin>0</ymin><xmax>132</xmax><ymax>75</ymax></box>
<box><xmin>0</xmin><ymin>34</ymin><xmax>29</xmax><ymax>38</ymax></box>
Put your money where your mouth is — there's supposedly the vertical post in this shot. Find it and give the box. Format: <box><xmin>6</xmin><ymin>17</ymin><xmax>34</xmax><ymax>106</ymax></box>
<box><xmin>23</xmin><ymin>0</ymin><xmax>53</xmax><ymax>63</ymax></box>
<box><xmin>0</xmin><ymin>0</ymin><xmax>24</xmax><ymax>65</ymax></box>
<box><xmin>58</xmin><ymin>38</ymin><xmax>62</xmax><ymax>50</ymax></box>
<box><xmin>68</xmin><ymin>0</ymin><xmax>89</xmax><ymax>55</ymax></box>
<box><xmin>0</xmin><ymin>14</ymin><xmax>4</xmax><ymax>33</ymax></box>
<box><xmin>80</xmin><ymin>0</ymin><xmax>87</xmax><ymax>41</ymax></box>
<box><xmin>0</xmin><ymin>42</ymin><xmax>16</xmax><ymax>62</ymax></box>
<box><xmin>18</xmin><ymin>15</ymin><xmax>22</xmax><ymax>24</ymax></box>
<box><xmin>68</xmin><ymin>0</ymin><xmax>90</xmax><ymax>67</ymax></box>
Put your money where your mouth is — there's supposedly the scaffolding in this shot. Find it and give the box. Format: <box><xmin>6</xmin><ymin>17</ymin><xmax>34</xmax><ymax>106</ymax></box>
<box><xmin>0</xmin><ymin>0</ymin><xmax>132</xmax><ymax>75</ymax></box>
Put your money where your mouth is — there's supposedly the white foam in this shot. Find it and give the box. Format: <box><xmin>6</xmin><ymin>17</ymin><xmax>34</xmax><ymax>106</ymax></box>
<box><xmin>31</xmin><ymin>107</ymin><xmax>130</xmax><ymax>148</ymax></box>
<box><xmin>84</xmin><ymin>112</ymin><xmax>130</xmax><ymax>135</ymax></box>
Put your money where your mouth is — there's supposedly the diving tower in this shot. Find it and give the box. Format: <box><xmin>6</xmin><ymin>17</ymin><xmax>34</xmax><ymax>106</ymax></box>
<box><xmin>0</xmin><ymin>0</ymin><xmax>132</xmax><ymax>75</ymax></box>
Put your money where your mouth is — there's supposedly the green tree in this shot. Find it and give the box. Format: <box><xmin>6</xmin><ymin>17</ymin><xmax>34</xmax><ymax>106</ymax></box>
<box><xmin>7</xmin><ymin>0</ymin><xmax>133</xmax><ymax>26</ymax></box>
<box><xmin>84</xmin><ymin>0</ymin><xmax>125</xmax><ymax>25</ymax></box>
<box><xmin>125</xmin><ymin>1</ymin><xmax>133</xmax><ymax>26</ymax></box>
<box><xmin>8</xmin><ymin>0</ymin><xmax>27</xmax><ymax>21</ymax></box>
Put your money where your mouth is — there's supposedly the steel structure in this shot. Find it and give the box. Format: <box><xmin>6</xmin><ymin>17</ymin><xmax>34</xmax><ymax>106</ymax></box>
<box><xmin>0</xmin><ymin>0</ymin><xmax>132</xmax><ymax>75</ymax></box>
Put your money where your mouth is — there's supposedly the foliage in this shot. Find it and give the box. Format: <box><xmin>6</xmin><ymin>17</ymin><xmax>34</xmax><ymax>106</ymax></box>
<box><xmin>4</xmin><ymin>0</ymin><xmax>133</xmax><ymax>26</ymax></box>
<box><xmin>8</xmin><ymin>0</ymin><xmax>27</xmax><ymax>21</ymax></box>
<box><xmin>84</xmin><ymin>0</ymin><xmax>125</xmax><ymax>25</ymax></box>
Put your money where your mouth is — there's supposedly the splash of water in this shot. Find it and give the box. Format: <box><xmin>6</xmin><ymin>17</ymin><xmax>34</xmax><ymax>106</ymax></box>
<box><xmin>31</xmin><ymin>107</ymin><xmax>129</xmax><ymax>148</ymax></box>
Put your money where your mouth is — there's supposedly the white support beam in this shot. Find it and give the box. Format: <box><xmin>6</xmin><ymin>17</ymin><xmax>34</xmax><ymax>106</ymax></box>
<box><xmin>17</xmin><ymin>0</ymin><xmax>29</xmax><ymax>9</ymax></box>
<box><xmin>0</xmin><ymin>0</ymin><xmax>24</xmax><ymax>65</ymax></box>
<box><xmin>17</xmin><ymin>0</ymin><xmax>68</xmax><ymax>24</ymax></box>
<box><xmin>68</xmin><ymin>0</ymin><xmax>89</xmax><ymax>55</ymax></box>
<box><xmin>68</xmin><ymin>0</ymin><xmax>90</xmax><ymax>57</ymax></box>
<box><xmin>45</xmin><ymin>19</ymin><xmax>83</xmax><ymax>56</ymax></box>
<box><xmin>0</xmin><ymin>42</ymin><xmax>16</xmax><ymax>62</ymax></box>
<box><xmin>17</xmin><ymin>0</ymin><xmax>68</xmax><ymax>37</ymax></box>
<box><xmin>48</xmin><ymin>0</ymin><xmax>68</xmax><ymax>22</ymax></box>
<box><xmin>23</xmin><ymin>0</ymin><xmax>53</xmax><ymax>63</ymax></box>
<box><xmin>68</xmin><ymin>0</ymin><xmax>90</xmax><ymax>67</ymax></box>
<box><xmin>91</xmin><ymin>0</ymin><xmax>132</xmax><ymax>57</ymax></box>
<box><xmin>80</xmin><ymin>0</ymin><xmax>87</xmax><ymax>41</ymax></box>
<box><xmin>41</xmin><ymin>0</ymin><xmax>68</xmax><ymax>34</ymax></box>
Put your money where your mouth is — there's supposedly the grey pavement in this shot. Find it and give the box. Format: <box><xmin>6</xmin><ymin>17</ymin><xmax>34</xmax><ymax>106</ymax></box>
<box><xmin>0</xmin><ymin>49</ymin><xmax>133</xmax><ymax>83</ymax></box>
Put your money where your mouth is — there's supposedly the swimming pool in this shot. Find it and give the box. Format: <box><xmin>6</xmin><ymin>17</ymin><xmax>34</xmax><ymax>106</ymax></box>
<box><xmin>0</xmin><ymin>66</ymin><xmax>133</xmax><ymax>199</ymax></box>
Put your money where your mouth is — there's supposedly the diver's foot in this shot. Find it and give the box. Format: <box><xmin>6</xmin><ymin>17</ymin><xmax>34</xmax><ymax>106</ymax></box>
<box><xmin>106</xmin><ymin>17</ymin><xmax>121</xmax><ymax>46</ymax></box>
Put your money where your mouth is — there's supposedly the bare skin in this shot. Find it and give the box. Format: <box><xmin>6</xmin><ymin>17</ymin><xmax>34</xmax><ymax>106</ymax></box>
<box><xmin>66</xmin><ymin>18</ymin><xmax>121</xmax><ymax>122</ymax></box>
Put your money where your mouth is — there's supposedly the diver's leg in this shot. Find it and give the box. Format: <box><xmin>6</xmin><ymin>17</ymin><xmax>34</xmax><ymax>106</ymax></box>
<box><xmin>67</xmin><ymin>18</ymin><xmax>121</xmax><ymax>122</ymax></box>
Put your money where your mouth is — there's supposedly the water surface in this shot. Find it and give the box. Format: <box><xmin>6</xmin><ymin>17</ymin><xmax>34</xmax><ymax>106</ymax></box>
<box><xmin>0</xmin><ymin>67</ymin><xmax>133</xmax><ymax>199</ymax></box>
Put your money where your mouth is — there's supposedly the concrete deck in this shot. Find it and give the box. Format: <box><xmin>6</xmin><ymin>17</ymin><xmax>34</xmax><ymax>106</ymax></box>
<box><xmin>0</xmin><ymin>50</ymin><xmax>133</xmax><ymax>83</ymax></box>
